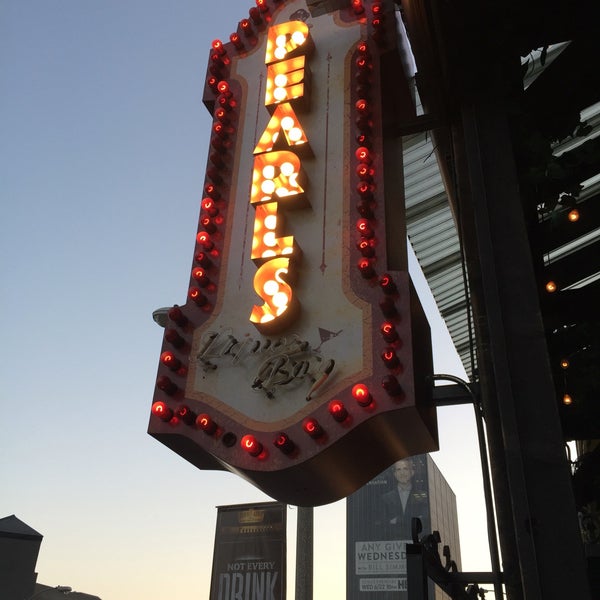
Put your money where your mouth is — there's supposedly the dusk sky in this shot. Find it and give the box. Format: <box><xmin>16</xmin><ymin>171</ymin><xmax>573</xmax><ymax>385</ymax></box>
<box><xmin>1</xmin><ymin>1</ymin><xmax>491</xmax><ymax>598</ymax></box>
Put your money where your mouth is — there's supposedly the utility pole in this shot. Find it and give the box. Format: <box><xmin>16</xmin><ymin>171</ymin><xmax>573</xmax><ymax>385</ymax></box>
<box><xmin>295</xmin><ymin>506</ymin><xmax>313</xmax><ymax>600</ymax></box>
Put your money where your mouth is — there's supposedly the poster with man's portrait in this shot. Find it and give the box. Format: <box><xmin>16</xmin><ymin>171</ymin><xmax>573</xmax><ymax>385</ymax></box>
<box><xmin>346</xmin><ymin>455</ymin><xmax>430</xmax><ymax>599</ymax></box>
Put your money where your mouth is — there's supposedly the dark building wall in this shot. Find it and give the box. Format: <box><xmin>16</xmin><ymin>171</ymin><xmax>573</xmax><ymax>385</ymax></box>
<box><xmin>0</xmin><ymin>516</ymin><xmax>42</xmax><ymax>600</ymax></box>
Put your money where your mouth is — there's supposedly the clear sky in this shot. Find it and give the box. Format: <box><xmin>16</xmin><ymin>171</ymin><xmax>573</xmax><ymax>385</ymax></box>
<box><xmin>1</xmin><ymin>1</ymin><xmax>491</xmax><ymax>598</ymax></box>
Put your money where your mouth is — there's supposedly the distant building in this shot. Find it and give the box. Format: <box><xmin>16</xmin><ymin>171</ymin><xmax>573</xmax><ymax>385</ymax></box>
<box><xmin>30</xmin><ymin>584</ymin><xmax>101</xmax><ymax>600</ymax></box>
<box><xmin>0</xmin><ymin>515</ymin><xmax>101</xmax><ymax>600</ymax></box>
<box><xmin>347</xmin><ymin>455</ymin><xmax>460</xmax><ymax>599</ymax></box>
<box><xmin>0</xmin><ymin>514</ymin><xmax>43</xmax><ymax>600</ymax></box>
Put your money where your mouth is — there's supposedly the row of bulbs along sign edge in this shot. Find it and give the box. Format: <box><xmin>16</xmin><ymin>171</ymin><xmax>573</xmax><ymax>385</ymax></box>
<box><xmin>148</xmin><ymin>0</ymin><xmax>438</xmax><ymax>506</ymax></box>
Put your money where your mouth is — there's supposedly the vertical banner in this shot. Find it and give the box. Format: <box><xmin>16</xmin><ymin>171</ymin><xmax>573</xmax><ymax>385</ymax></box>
<box><xmin>346</xmin><ymin>456</ymin><xmax>431</xmax><ymax>599</ymax></box>
<box><xmin>210</xmin><ymin>502</ymin><xmax>286</xmax><ymax>600</ymax></box>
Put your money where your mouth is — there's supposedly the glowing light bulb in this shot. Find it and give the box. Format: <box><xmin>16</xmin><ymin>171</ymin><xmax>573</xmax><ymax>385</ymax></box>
<box><xmin>303</xmin><ymin>418</ymin><xmax>324</xmax><ymax>438</ymax></box>
<box><xmin>545</xmin><ymin>280</ymin><xmax>557</xmax><ymax>293</ymax></box>
<box><xmin>280</xmin><ymin>162</ymin><xmax>295</xmax><ymax>176</ymax></box>
<box><xmin>196</xmin><ymin>413</ymin><xmax>217</xmax><ymax>434</ymax></box>
<box><xmin>263</xmin><ymin>231</ymin><xmax>277</xmax><ymax>247</ymax></box>
<box><xmin>291</xmin><ymin>31</ymin><xmax>306</xmax><ymax>45</ymax></box>
<box><xmin>272</xmin><ymin>291</ymin><xmax>289</xmax><ymax>308</ymax></box>
<box><xmin>241</xmin><ymin>434</ymin><xmax>263</xmax><ymax>457</ymax></box>
<box><xmin>274</xmin><ymin>87</ymin><xmax>287</xmax><ymax>101</ymax></box>
<box><xmin>281</xmin><ymin>116</ymin><xmax>294</xmax><ymax>130</ymax></box>
<box><xmin>262</xmin><ymin>165</ymin><xmax>276</xmax><ymax>179</ymax></box>
<box><xmin>352</xmin><ymin>383</ymin><xmax>371</xmax><ymax>407</ymax></box>
<box><xmin>261</xmin><ymin>179</ymin><xmax>276</xmax><ymax>194</ymax></box>
<box><xmin>273</xmin><ymin>432</ymin><xmax>295</xmax><ymax>454</ymax></box>
<box><xmin>263</xmin><ymin>280</ymin><xmax>279</xmax><ymax>296</ymax></box>
<box><xmin>328</xmin><ymin>400</ymin><xmax>348</xmax><ymax>422</ymax></box>
<box><xmin>274</xmin><ymin>74</ymin><xmax>288</xmax><ymax>87</ymax></box>
<box><xmin>289</xmin><ymin>127</ymin><xmax>303</xmax><ymax>142</ymax></box>
<box><xmin>562</xmin><ymin>393</ymin><xmax>572</xmax><ymax>405</ymax></box>
<box><xmin>264</xmin><ymin>214</ymin><xmax>277</xmax><ymax>229</ymax></box>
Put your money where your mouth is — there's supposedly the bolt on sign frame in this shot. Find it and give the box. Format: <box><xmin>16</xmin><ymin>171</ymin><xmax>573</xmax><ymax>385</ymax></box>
<box><xmin>148</xmin><ymin>0</ymin><xmax>438</xmax><ymax>506</ymax></box>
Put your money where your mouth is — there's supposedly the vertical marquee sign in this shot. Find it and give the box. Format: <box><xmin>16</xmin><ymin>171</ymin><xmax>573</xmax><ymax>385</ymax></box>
<box><xmin>148</xmin><ymin>0</ymin><xmax>438</xmax><ymax>506</ymax></box>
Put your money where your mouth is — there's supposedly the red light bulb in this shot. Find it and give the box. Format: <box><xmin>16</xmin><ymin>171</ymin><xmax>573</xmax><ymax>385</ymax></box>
<box><xmin>379</xmin><ymin>274</ymin><xmax>397</xmax><ymax>295</ymax></box>
<box><xmin>380</xmin><ymin>321</ymin><xmax>399</xmax><ymax>343</ymax></box>
<box><xmin>355</xmin><ymin>56</ymin><xmax>371</xmax><ymax>71</ymax></box>
<box><xmin>204</xmin><ymin>183</ymin><xmax>220</xmax><ymax>199</ymax></box>
<box><xmin>152</xmin><ymin>401</ymin><xmax>173</xmax><ymax>422</ymax></box>
<box><xmin>210</xmin><ymin>136</ymin><xmax>228</xmax><ymax>153</ymax></box>
<box><xmin>211</xmin><ymin>52</ymin><xmax>230</xmax><ymax>67</ymax></box>
<box><xmin>160</xmin><ymin>350</ymin><xmax>182</xmax><ymax>371</ymax></box>
<box><xmin>209</xmin><ymin>151</ymin><xmax>226</xmax><ymax>170</ymax></box>
<box><xmin>212</xmin><ymin>122</ymin><xmax>229</xmax><ymax>140</ymax></box>
<box><xmin>209</xmin><ymin>53</ymin><xmax>229</xmax><ymax>75</ymax></box>
<box><xmin>241</xmin><ymin>434</ymin><xmax>263</xmax><ymax>457</ymax></box>
<box><xmin>355</xmin><ymin>146</ymin><xmax>372</xmax><ymax>163</ymax></box>
<box><xmin>214</xmin><ymin>107</ymin><xmax>230</xmax><ymax>123</ymax></box>
<box><xmin>206</xmin><ymin>166</ymin><xmax>223</xmax><ymax>184</ymax></box>
<box><xmin>249</xmin><ymin>6</ymin><xmax>262</xmax><ymax>24</ymax></box>
<box><xmin>356</xmin><ymin>132</ymin><xmax>371</xmax><ymax>146</ymax></box>
<box><xmin>188</xmin><ymin>286</ymin><xmax>207</xmax><ymax>306</ymax></box>
<box><xmin>230</xmin><ymin>32</ymin><xmax>244</xmax><ymax>50</ymax></box>
<box><xmin>381</xmin><ymin>348</ymin><xmax>400</xmax><ymax>370</ymax></box>
<box><xmin>168</xmin><ymin>305</ymin><xmax>188</xmax><ymax>327</ymax></box>
<box><xmin>357</xmin><ymin>40</ymin><xmax>369</xmax><ymax>55</ymax></box>
<box><xmin>351</xmin><ymin>0</ymin><xmax>365</xmax><ymax>15</ymax></box>
<box><xmin>357</xmin><ymin>238</ymin><xmax>375</xmax><ymax>257</ymax></box>
<box><xmin>156</xmin><ymin>375</ymin><xmax>178</xmax><ymax>396</ymax></box>
<box><xmin>191</xmin><ymin>267</ymin><xmax>210</xmax><ymax>287</ymax></box>
<box><xmin>200</xmin><ymin>215</ymin><xmax>217</xmax><ymax>234</ymax></box>
<box><xmin>380</xmin><ymin>296</ymin><xmax>398</xmax><ymax>318</ymax></box>
<box><xmin>358</xmin><ymin>258</ymin><xmax>376</xmax><ymax>279</ymax></box>
<box><xmin>194</xmin><ymin>251</ymin><xmax>213</xmax><ymax>269</ymax></box>
<box><xmin>196</xmin><ymin>231</ymin><xmax>214</xmax><ymax>250</ymax></box>
<box><xmin>303</xmin><ymin>418</ymin><xmax>324</xmax><ymax>439</ymax></box>
<box><xmin>372</xmin><ymin>1</ymin><xmax>383</xmax><ymax>16</ymax></box>
<box><xmin>382</xmin><ymin>375</ymin><xmax>403</xmax><ymax>397</ymax></box>
<box><xmin>357</xmin><ymin>199</ymin><xmax>374</xmax><ymax>219</ymax></box>
<box><xmin>196</xmin><ymin>413</ymin><xmax>218</xmax><ymax>435</ymax></box>
<box><xmin>207</xmin><ymin>76</ymin><xmax>219</xmax><ymax>93</ymax></box>
<box><xmin>352</xmin><ymin>383</ymin><xmax>372</xmax><ymax>407</ymax></box>
<box><xmin>372</xmin><ymin>17</ymin><xmax>384</xmax><ymax>36</ymax></box>
<box><xmin>273</xmin><ymin>433</ymin><xmax>295</xmax><ymax>455</ymax></box>
<box><xmin>217</xmin><ymin>94</ymin><xmax>233</xmax><ymax>111</ymax></box>
<box><xmin>356</xmin><ymin>180</ymin><xmax>374</xmax><ymax>198</ymax></box>
<box><xmin>201</xmin><ymin>197</ymin><xmax>219</xmax><ymax>217</ymax></box>
<box><xmin>176</xmin><ymin>405</ymin><xmax>196</xmax><ymax>425</ymax></box>
<box><xmin>240</xmin><ymin>19</ymin><xmax>254</xmax><ymax>37</ymax></box>
<box><xmin>356</xmin><ymin>162</ymin><xmax>374</xmax><ymax>182</ymax></box>
<box><xmin>356</xmin><ymin>218</ymin><xmax>374</xmax><ymax>238</ymax></box>
<box><xmin>164</xmin><ymin>328</ymin><xmax>185</xmax><ymax>349</ymax></box>
<box><xmin>211</xmin><ymin>39</ymin><xmax>226</xmax><ymax>55</ymax></box>
<box><xmin>355</xmin><ymin>98</ymin><xmax>370</xmax><ymax>115</ymax></box>
<box><xmin>209</xmin><ymin>64</ymin><xmax>223</xmax><ymax>78</ymax></box>
<box><xmin>256</xmin><ymin>0</ymin><xmax>269</xmax><ymax>12</ymax></box>
<box><xmin>356</xmin><ymin>114</ymin><xmax>373</xmax><ymax>131</ymax></box>
<box><xmin>328</xmin><ymin>399</ymin><xmax>348</xmax><ymax>422</ymax></box>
